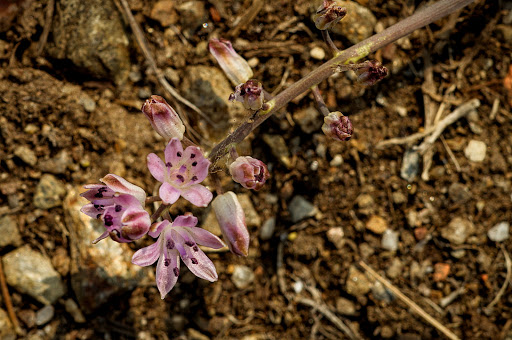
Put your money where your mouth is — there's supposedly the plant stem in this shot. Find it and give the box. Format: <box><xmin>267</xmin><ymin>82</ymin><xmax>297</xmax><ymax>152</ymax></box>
<box><xmin>311</xmin><ymin>86</ymin><xmax>330</xmax><ymax>117</ymax></box>
<box><xmin>321</xmin><ymin>30</ymin><xmax>339</xmax><ymax>56</ymax></box>
<box><xmin>208</xmin><ymin>0</ymin><xmax>474</xmax><ymax>164</ymax></box>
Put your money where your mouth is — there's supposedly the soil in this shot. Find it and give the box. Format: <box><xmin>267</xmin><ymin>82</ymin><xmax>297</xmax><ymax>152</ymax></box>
<box><xmin>1</xmin><ymin>0</ymin><xmax>511</xmax><ymax>339</ymax></box>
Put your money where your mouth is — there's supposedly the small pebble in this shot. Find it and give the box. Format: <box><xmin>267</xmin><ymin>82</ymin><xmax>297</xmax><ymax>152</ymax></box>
<box><xmin>231</xmin><ymin>265</ymin><xmax>255</xmax><ymax>289</ymax></box>
<box><xmin>464</xmin><ymin>140</ymin><xmax>487</xmax><ymax>162</ymax></box>
<box><xmin>335</xmin><ymin>297</ymin><xmax>357</xmax><ymax>316</ymax></box>
<box><xmin>292</xmin><ymin>280</ymin><xmax>304</xmax><ymax>293</ymax></box>
<box><xmin>64</xmin><ymin>299</ymin><xmax>86</xmax><ymax>323</ymax></box>
<box><xmin>33</xmin><ymin>174</ymin><xmax>67</xmax><ymax>210</ymax></box>
<box><xmin>487</xmin><ymin>222</ymin><xmax>510</xmax><ymax>242</ymax></box>
<box><xmin>366</xmin><ymin>215</ymin><xmax>388</xmax><ymax>234</ymax></box>
<box><xmin>247</xmin><ymin>57</ymin><xmax>259</xmax><ymax>68</ymax></box>
<box><xmin>330</xmin><ymin>154</ymin><xmax>343</xmax><ymax>167</ymax></box>
<box><xmin>441</xmin><ymin>217</ymin><xmax>475</xmax><ymax>245</ymax></box>
<box><xmin>346</xmin><ymin>265</ymin><xmax>371</xmax><ymax>296</ymax></box>
<box><xmin>260</xmin><ymin>217</ymin><xmax>276</xmax><ymax>241</ymax></box>
<box><xmin>381</xmin><ymin>229</ymin><xmax>399</xmax><ymax>252</ymax></box>
<box><xmin>14</xmin><ymin>146</ymin><xmax>37</xmax><ymax>166</ymax></box>
<box><xmin>288</xmin><ymin>196</ymin><xmax>318</xmax><ymax>223</ymax></box>
<box><xmin>79</xmin><ymin>96</ymin><xmax>96</xmax><ymax>113</ymax></box>
<box><xmin>0</xmin><ymin>215</ymin><xmax>22</xmax><ymax>249</ymax></box>
<box><xmin>386</xmin><ymin>258</ymin><xmax>403</xmax><ymax>279</ymax></box>
<box><xmin>35</xmin><ymin>305</ymin><xmax>54</xmax><ymax>326</ymax></box>
<box><xmin>310</xmin><ymin>46</ymin><xmax>326</xmax><ymax>60</ymax></box>
<box><xmin>327</xmin><ymin>227</ymin><xmax>345</xmax><ymax>249</ymax></box>
<box><xmin>400</xmin><ymin>149</ymin><xmax>420</xmax><ymax>182</ymax></box>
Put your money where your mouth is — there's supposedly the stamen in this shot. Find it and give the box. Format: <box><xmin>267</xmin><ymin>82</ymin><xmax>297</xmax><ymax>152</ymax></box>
<box><xmin>185</xmin><ymin>241</ymin><xmax>194</xmax><ymax>247</ymax></box>
<box><xmin>164</xmin><ymin>259</ymin><xmax>171</xmax><ymax>266</ymax></box>
<box><xmin>166</xmin><ymin>240</ymin><xmax>174</xmax><ymax>249</ymax></box>
<box><xmin>191</xmin><ymin>176</ymin><xmax>198</xmax><ymax>182</ymax></box>
<box><xmin>166</xmin><ymin>162</ymin><xmax>172</xmax><ymax>168</ymax></box>
<box><xmin>104</xmin><ymin>214</ymin><xmax>114</xmax><ymax>226</ymax></box>
<box><xmin>190</xmin><ymin>258</ymin><xmax>198</xmax><ymax>264</ymax></box>
<box><xmin>192</xmin><ymin>161</ymin><xmax>197</xmax><ymax>166</ymax></box>
<box><xmin>176</xmin><ymin>175</ymin><xmax>185</xmax><ymax>182</ymax></box>
<box><xmin>173</xmin><ymin>267</ymin><xmax>179</xmax><ymax>277</ymax></box>
<box><xmin>190</xmin><ymin>154</ymin><xmax>196</xmax><ymax>158</ymax></box>
<box><xmin>177</xmin><ymin>152</ymin><xmax>182</xmax><ymax>157</ymax></box>
<box><xmin>115</xmin><ymin>205</ymin><xmax>122</xmax><ymax>212</ymax></box>
<box><xmin>193</xmin><ymin>245</ymin><xmax>198</xmax><ymax>252</ymax></box>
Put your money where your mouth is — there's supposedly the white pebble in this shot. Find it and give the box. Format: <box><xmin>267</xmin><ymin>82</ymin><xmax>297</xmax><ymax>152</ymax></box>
<box><xmin>381</xmin><ymin>229</ymin><xmax>399</xmax><ymax>252</ymax></box>
<box><xmin>310</xmin><ymin>46</ymin><xmax>326</xmax><ymax>60</ymax></box>
<box><xmin>464</xmin><ymin>140</ymin><xmax>487</xmax><ymax>162</ymax></box>
<box><xmin>487</xmin><ymin>222</ymin><xmax>510</xmax><ymax>242</ymax></box>
<box><xmin>330</xmin><ymin>154</ymin><xmax>343</xmax><ymax>167</ymax></box>
<box><xmin>293</xmin><ymin>280</ymin><xmax>304</xmax><ymax>293</ymax></box>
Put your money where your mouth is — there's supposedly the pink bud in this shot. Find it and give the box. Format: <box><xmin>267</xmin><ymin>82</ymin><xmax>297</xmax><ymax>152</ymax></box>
<box><xmin>229</xmin><ymin>156</ymin><xmax>270</xmax><ymax>191</ymax></box>
<box><xmin>314</xmin><ymin>0</ymin><xmax>347</xmax><ymax>31</ymax></box>
<box><xmin>208</xmin><ymin>38</ymin><xmax>253</xmax><ymax>86</ymax></box>
<box><xmin>354</xmin><ymin>60</ymin><xmax>388</xmax><ymax>86</ymax></box>
<box><xmin>229</xmin><ymin>79</ymin><xmax>264</xmax><ymax>111</ymax></box>
<box><xmin>322</xmin><ymin>111</ymin><xmax>353</xmax><ymax>141</ymax></box>
<box><xmin>142</xmin><ymin>95</ymin><xmax>185</xmax><ymax>141</ymax></box>
<box><xmin>212</xmin><ymin>192</ymin><xmax>249</xmax><ymax>257</ymax></box>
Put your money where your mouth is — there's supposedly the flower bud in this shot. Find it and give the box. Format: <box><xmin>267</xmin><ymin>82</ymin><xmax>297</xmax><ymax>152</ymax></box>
<box><xmin>322</xmin><ymin>111</ymin><xmax>353</xmax><ymax>141</ymax></box>
<box><xmin>142</xmin><ymin>95</ymin><xmax>185</xmax><ymax>141</ymax></box>
<box><xmin>229</xmin><ymin>79</ymin><xmax>264</xmax><ymax>111</ymax></box>
<box><xmin>229</xmin><ymin>156</ymin><xmax>270</xmax><ymax>191</ymax></box>
<box><xmin>212</xmin><ymin>192</ymin><xmax>249</xmax><ymax>257</ymax></box>
<box><xmin>208</xmin><ymin>38</ymin><xmax>253</xmax><ymax>86</ymax></box>
<box><xmin>314</xmin><ymin>0</ymin><xmax>347</xmax><ymax>31</ymax></box>
<box><xmin>355</xmin><ymin>60</ymin><xmax>388</xmax><ymax>86</ymax></box>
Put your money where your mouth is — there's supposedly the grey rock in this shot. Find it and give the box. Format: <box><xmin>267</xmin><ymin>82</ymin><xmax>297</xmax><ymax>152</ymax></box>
<box><xmin>260</xmin><ymin>217</ymin><xmax>276</xmax><ymax>241</ymax></box>
<box><xmin>0</xmin><ymin>215</ymin><xmax>22</xmax><ymax>249</ymax></box>
<box><xmin>371</xmin><ymin>281</ymin><xmax>394</xmax><ymax>303</ymax></box>
<box><xmin>46</xmin><ymin>0</ymin><xmax>130</xmax><ymax>84</ymax></box>
<box><xmin>326</xmin><ymin>227</ymin><xmax>345</xmax><ymax>249</ymax></box>
<box><xmin>14</xmin><ymin>145</ymin><xmax>37</xmax><ymax>166</ymax></box>
<box><xmin>262</xmin><ymin>134</ymin><xmax>291</xmax><ymax>168</ymax></box>
<box><xmin>487</xmin><ymin>222</ymin><xmax>510</xmax><ymax>242</ymax></box>
<box><xmin>346</xmin><ymin>265</ymin><xmax>371</xmax><ymax>296</ymax></box>
<box><xmin>38</xmin><ymin>150</ymin><xmax>71</xmax><ymax>175</ymax></box>
<box><xmin>0</xmin><ymin>308</ymin><xmax>15</xmax><ymax>340</ymax></box>
<box><xmin>293</xmin><ymin>106</ymin><xmax>321</xmax><ymax>134</ymax></box>
<box><xmin>231</xmin><ymin>265</ymin><xmax>254</xmax><ymax>289</ymax></box>
<box><xmin>2</xmin><ymin>245</ymin><xmax>66</xmax><ymax>304</ymax></box>
<box><xmin>181</xmin><ymin>66</ymin><xmax>245</xmax><ymax>143</ymax></box>
<box><xmin>441</xmin><ymin>217</ymin><xmax>475</xmax><ymax>245</ymax></box>
<box><xmin>33</xmin><ymin>174</ymin><xmax>67</xmax><ymax>209</ymax></box>
<box><xmin>64</xmin><ymin>299</ymin><xmax>86</xmax><ymax>323</ymax></box>
<box><xmin>289</xmin><ymin>196</ymin><xmax>318</xmax><ymax>223</ymax></box>
<box><xmin>177</xmin><ymin>1</ymin><xmax>207</xmax><ymax>37</ymax></box>
<box><xmin>448</xmin><ymin>182</ymin><xmax>472</xmax><ymax>204</ymax></box>
<box><xmin>35</xmin><ymin>305</ymin><xmax>54</xmax><ymax>326</ymax></box>
<box><xmin>63</xmin><ymin>187</ymin><xmax>150</xmax><ymax>313</ymax></box>
<box><xmin>400</xmin><ymin>149</ymin><xmax>420</xmax><ymax>182</ymax></box>
<box><xmin>335</xmin><ymin>297</ymin><xmax>357</xmax><ymax>316</ymax></box>
<box><xmin>381</xmin><ymin>229</ymin><xmax>399</xmax><ymax>252</ymax></box>
<box><xmin>464</xmin><ymin>140</ymin><xmax>487</xmax><ymax>162</ymax></box>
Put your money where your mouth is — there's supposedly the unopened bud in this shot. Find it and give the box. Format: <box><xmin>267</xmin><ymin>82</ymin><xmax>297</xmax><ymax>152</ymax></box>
<box><xmin>322</xmin><ymin>111</ymin><xmax>353</xmax><ymax>141</ymax></box>
<box><xmin>229</xmin><ymin>80</ymin><xmax>264</xmax><ymax>111</ymax></box>
<box><xmin>314</xmin><ymin>0</ymin><xmax>347</xmax><ymax>31</ymax></box>
<box><xmin>212</xmin><ymin>192</ymin><xmax>249</xmax><ymax>256</ymax></box>
<box><xmin>355</xmin><ymin>60</ymin><xmax>388</xmax><ymax>86</ymax></box>
<box><xmin>229</xmin><ymin>156</ymin><xmax>270</xmax><ymax>191</ymax></box>
<box><xmin>142</xmin><ymin>95</ymin><xmax>185</xmax><ymax>141</ymax></box>
<box><xmin>209</xmin><ymin>38</ymin><xmax>253</xmax><ymax>86</ymax></box>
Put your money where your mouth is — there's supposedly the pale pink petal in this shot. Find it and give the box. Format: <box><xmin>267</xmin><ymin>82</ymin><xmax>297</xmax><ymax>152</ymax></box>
<box><xmin>80</xmin><ymin>203</ymin><xmax>105</xmax><ymax>218</ymax></box>
<box><xmin>173</xmin><ymin>229</ymin><xmax>218</xmax><ymax>282</ymax></box>
<box><xmin>149</xmin><ymin>220</ymin><xmax>170</xmax><ymax>238</ymax></box>
<box><xmin>180</xmin><ymin>184</ymin><xmax>213</xmax><ymax>207</ymax></box>
<box><xmin>173</xmin><ymin>215</ymin><xmax>198</xmax><ymax>228</ymax></box>
<box><xmin>156</xmin><ymin>249</ymin><xmax>180</xmax><ymax>299</ymax></box>
<box><xmin>186</xmin><ymin>227</ymin><xmax>225</xmax><ymax>249</ymax></box>
<box><xmin>164</xmin><ymin>138</ymin><xmax>184</xmax><ymax>166</ymax></box>
<box><xmin>159</xmin><ymin>182</ymin><xmax>181</xmax><ymax>205</ymax></box>
<box><xmin>92</xmin><ymin>231</ymin><xmax>109</xmax><ymax>244</ymax></box>
<box><xmin>147</xmin><ymin>153</ymin><xmax>166</xmax><ymax>183</ymax></box>
<box><xmin>101</xmin><ymin>174</ymin><xmax>146</xmax><ymax>205</ymax></box>
<box><xmin>132</xmin><ymin>240</ymin><xmax>162</xmax><ymax>266</ymax></box>
<box><xmin>121</xmin><ymin>207</ymin><xmax>151</xmax><ymax>241</ymax></box>
<box><xmin>80</xmin><ymin>185</ymin><xmax>115</xmax><ymax>201</ymax></box>
<box><xmin>212</xmin><ymin>191</ymin><xmax>249</xmax><ymax>256</ymax></box>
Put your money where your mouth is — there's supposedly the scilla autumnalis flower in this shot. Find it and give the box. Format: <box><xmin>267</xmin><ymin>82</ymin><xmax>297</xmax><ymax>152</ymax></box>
<box><xmin>132</xmin><ymin>215</ymin><xmax>225</xmax><ymax>299</ymax></box>
<box><xmin>212</xmin><ymin>191</ymin><xmax>249</xmax><ymax>256</ymax></box>
<box><xmin>229</xmin><ymin>156</ymin><xmax>269</xmax><ymax>191</ymax></box>
<box><xmin>80</xmin><ymin>174</ymin><xmax>151</xmax><ymax>243</ymax></box>
<box><xmin>147</xmin><ymin>138</ymin><xmax>212</xmax><ymax>207</ymax></box>
<box><xmin>142</xmin><ymin>95</ymin><xmax>185</xmax><ymax>141</ymax></box>
<box><xmin>322</xmin><ymin>111</ymin><xmax>353</xmax><ymax>142</ymax></box>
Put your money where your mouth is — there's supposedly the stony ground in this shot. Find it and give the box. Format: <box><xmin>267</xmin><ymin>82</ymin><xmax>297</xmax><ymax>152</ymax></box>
<box><xmin>0</xmin><ymin>0</ymin><xmax>511</xmax><ymax>339</ymax></box>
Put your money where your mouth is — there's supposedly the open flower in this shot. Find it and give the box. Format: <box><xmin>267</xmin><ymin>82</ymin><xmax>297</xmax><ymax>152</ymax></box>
<box><xmin>142</xmin><ymin>95</ymin><xmax>185</xmax><ymax>141</ymax></box>
<box><xmin>229</xmin><ymin>156</ymin><xmax>269</xmax><ymax>191</ymax></box>
<box><xmin>132</xmin><ymin>215</ymin><xmax>225</xmax><ymax>299</ymax></box>
<box><xmin>212</xmin><ymin>192</ymin><xmax>249</xmax><ymax>256</ymax></box>
<box><xmin>81</xmin><ymin>174</ymin><xmax>151</xmax><ymax>243</ymax></box>
<box><xmin>208</xmin><ymin>38</ymin><xmax>253</xmax><ymax>86</ymax></box>
<box><xmin>147</xmin><ymin>138</ymin><xmax>212</xmax><ymax>207</ymax></box>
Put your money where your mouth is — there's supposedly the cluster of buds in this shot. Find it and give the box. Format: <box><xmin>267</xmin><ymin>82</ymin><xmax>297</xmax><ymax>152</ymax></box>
<box><xmin>322</xmin><ymin>111</ymin><xmax>353</xmax><ymax>142</ymax></box>
<box><xmin>353</xmin><ymin>60</ymin><xmax>389</xmax><ymax>86</ymax></box>
<box><xmin>229</xmin><ymin>80</ymin><xmax>264</xmax><ymax>111</ymax></box>
<box><xmin>314</xmin><ymin>0</ymin><xmax>347</xmax><ymax>30</ymax></box>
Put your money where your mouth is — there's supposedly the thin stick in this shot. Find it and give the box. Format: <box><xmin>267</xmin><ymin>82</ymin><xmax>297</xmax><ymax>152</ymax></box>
<box><xmin>321</xmin><ymin>30</ymin><xmax>339</xmax><ymax>56</ymax></box>
<box><xmin>0</xmin><ymin>258</ymin><xmax>22</xmax><ymax>335</ymax></box>
<box><xmin>416</xmin><ymin>99</ymin><xmax>480</xmax><ymax>155</ymax></box>
<box><xmin>116</xmin><ymin>0</ymin><xmax>215</xmax><ymax>127</ymax></box>
<box><xmin>489</xmin><ymin>98</ymin><xmax>499</xmax><ymax>120</ymax></box>
<box><xmin>311</xmin><ymin>86</ymin><xmax>330</xmax><ymax>117</ymax></box>
<box><xmin>440</xmin><ymin>136</ymin><xmax>461</xmax><ymax>172</ymax></box>
<box><xmin>485</xmin><ymin>247</ymin><xmax>511</xmax><ymax>311</ymax></box>
<box><xmin>359</xmin><ymin>260</ymin><xmax>460</xmax><ymax>340</ymax></box>
<box><xmin>37</xmin><ymin>0</ymin><xmax>54</xmax><ymax>56</ymax></box>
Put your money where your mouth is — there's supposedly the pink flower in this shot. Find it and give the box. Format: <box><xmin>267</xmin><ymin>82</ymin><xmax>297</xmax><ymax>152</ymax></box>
<box><xmin>132</xmin><ymin>215</ymin><xmax>225</xmax><ymax>299</ymax></box>
<box><xmin>354</xmin><ymin>60</ymin><xmax>388</xmax><ymax>86</ymax></box>
<box><xmin>147</xmin><ymin>138</ymin><xmax>212</xmax><ymax>207</ymax></box>
<box><xmin>322</xmin><ymin>112</ymin><xmax>353</xmax><ymax>141</ymax></box>
<box><xmin>212</xmin><ymin>192</ymin><xmax>249</xmax><ymax>256</ymax></box>
<box><xmin>81</xmin><ymin>174</ymin><xmax>151</xmax><ymax>243</ymax></box>
<box><xmin>208</xmin><ymin>38</ymin><xmax>253</xmax><ymax>86</ymax></box>
<box><xmin>142</xmin><ymin>95</ymin><xmax>185</xmax><ymax>141</ymax></box>
<box><xmin>229</xmin><ymin>156</ymin><xmax>270</xmax><ymax>191</ymax></box>
<box><xmin>229</xmin><ymin>80</ymin><xmax>264</xmax><ymax>111</ymax></box>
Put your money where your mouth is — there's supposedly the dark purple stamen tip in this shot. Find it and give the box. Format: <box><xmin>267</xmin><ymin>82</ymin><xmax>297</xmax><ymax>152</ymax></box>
<box><xmin>164</xmin><ymin>259</ymin><xmax>171</xmax><ymax>267</ymax></box>
<box><xmin>192</xmin><ymin>161</ymin><xmax>197</xmax><ymax>166</ymax></box>
<box><xmin>104</xmin><ymin>214</ymin><xmax>113</xmax><ymax>226</ymax></box>
<box><xmin>166</xmin><ymin>162</ymin><xmax>172</xmax><ymax>168</ymax></box>
<box><xmin>96</xmin><ymin>213</ymin><xmax>102</xmax><ymax>219</ymax></box>
<box><xmin>193</xmin><ymin>245</ymin><xmax>198</xmax><ymax>252</ymax></box>
<box><xmin>177</xmin><ymin>152</ymin><xmax>182</xmax><ymax>157</ymax></box>
<box><xmin>190</xmin><ymin>258</ymin><xmax>198</xmax><ymax>264</ymax></box>
<box><xmin>190</xmin><ymin>154</ymin><xmax>196</xmax><ymax>158</ymax></box>
<box><xmin>94</xmin><ymin>192</ymin><xmax>103</xmax><ymax>198</ymax></box>
<box><xmin>177</xmin><ymin>175</ymin><xmax>185</xmax><ymax>182</ymax></box>
<box><xmin>191</xmin><ymin>176</ymin><xmax>198</xmax><ymax>182</ymax></box>
<box><xmin>115</xmin><ymin>205</ymin><xmax>122</xmax><ymax>212</ymax></box>
<box><xmin>167</xmin><ymin>240</ymin><xmax>174</xmax><ymax>249</ymax></box>
<box><xmin>185</xmin><ymin>241</ymin><xmax>194</xmax><ymax>247</ymax></box>
<box><xmin>173</xmin><ymin>267</ymin><xmax>179</xmax><ymax>277</ymax></box>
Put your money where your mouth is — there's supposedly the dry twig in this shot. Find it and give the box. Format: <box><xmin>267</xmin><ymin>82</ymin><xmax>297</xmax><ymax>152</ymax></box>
<box><xmin>229</xmin><ymin>0</ymin><xmax>264</xmax><ymax>37</ymax></box>
<box><xmin>484</xmin><ymin>246</ymin><xmax>511</xmax><ymax>313</ymax></box>
<box><xmin>0</xmin><ymin>257</ymin><xmax>23</xmax><ymax>335</ymax></box>
<box><xmin>37</xmin><ymin>0</ymin><xmax>54</xmax><ymax>56</ymax></box>
<box><xmin>359</xmin><ymin>260</ymin><xmax>460</xmax><ymax>340</ymax></box>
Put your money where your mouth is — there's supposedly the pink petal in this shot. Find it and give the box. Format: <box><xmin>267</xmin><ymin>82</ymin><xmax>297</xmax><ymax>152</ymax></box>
<box><xmin>173</xmin><ymin>229</ymin><xmax>218</xmax><ymax>282</ymax></box>
<box><xmin>80</xmin><ymin>186</ymin><xmax>115</xmax><ymax>201</ymax></box>
<box><xmin>159</xmin><ymin>182</ymin><xmax>181</xmax><ymax>205</ymax></box>
<box><xmin>164</xmin><ymin>138</ymin><xmax>184</xmax><ymax>166</ymax></box>
<box><xmin>156</xmin><ymin>249</ymin><xmax>180</xmax><ymax>299</ymax></box>
<box><xmin>132</xmin><ymin>240</ymin><xmax>162</xmax><ymax>266</ymax></box>
<box><xmin>147</xmin><ymin>153</ymin><xmax>166</xmax><ymax>183</ymax></box>
<box><xmin>185</xmin><ymin>227</ymin><xmax>225</xmax><ymax>249</ymax></box>
<box><xmin>173</xmin><ymin>215</ymin><xmax>198</xmax><ymax>228</ymax></box>
<box><xmin>121</xmin><ymin>207</ymin><xmax>151</xmax><ymax>241</ymax></box>
<box><xmin>181</xmin><ymin>184</ymin><xmax>213</xmax><ymax>207</ymax></box>
<box><xmin>92</xmin><ymin>231</ymin><xmax>109</xmax><ymax>244</ymax></box>
<box><xmin>149</xmin><ymin>220</ymin><xmax>170</xmax><ymax>238</ymax></box>
<box><xmin>101</xmin><ymin>174</ymin><xmax>146</xmax><ymax>205</ymax></box>
<box><xmin>80</xmin><ymin>203</ymin><xmax>105</xmax><ymax>218</ymax></box>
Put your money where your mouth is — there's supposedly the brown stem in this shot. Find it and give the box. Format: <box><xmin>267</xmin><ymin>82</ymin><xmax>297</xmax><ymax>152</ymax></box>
<box><xmin>0</xmin><ymin>258</ymin><xmax>22</xmax><ymax>335</ymax></box>
<box><xmin>151</xmin><ymin>203</ymin><xmax>169</xmax><ymax>222</ymax></box>
<box><xmin>311</xmin><ymin>86</ymin><xmax>330</xmax><ymax>117</ymax></box>
<box><xmin>321</xmin><ymin>30</ymin><xmax>339</xmax><ymax>56</ymax></box>
<box><xmin>208</xmin><ymin>0</ymin><xmax>475</xmax><ymax>164</ymax></box>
